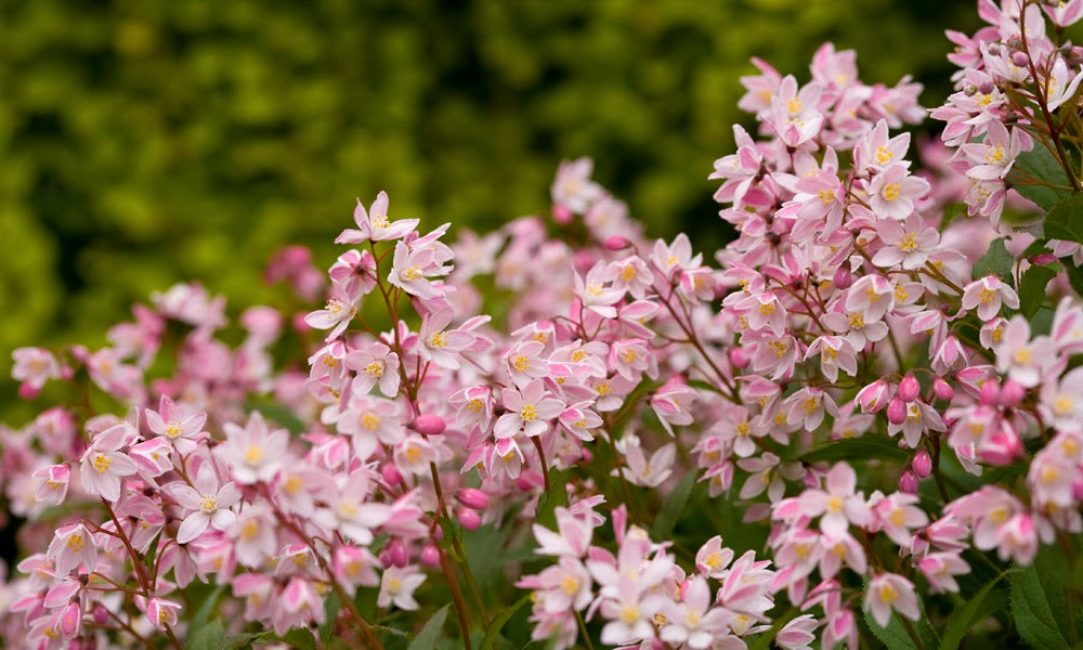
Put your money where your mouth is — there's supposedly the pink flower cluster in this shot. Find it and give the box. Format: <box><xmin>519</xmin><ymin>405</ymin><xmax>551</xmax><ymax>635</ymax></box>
<box><xmin>2</xmin><ymin>1</ymin><xmax>1083</xmax><ymax>648</ymax></box>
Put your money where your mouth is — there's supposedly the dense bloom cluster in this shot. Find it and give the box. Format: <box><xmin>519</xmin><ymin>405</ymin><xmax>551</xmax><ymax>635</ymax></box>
<box><xmin>2</xmin><ymin>1</ymin><xmax>1083</xmax><ymax>648</ymax></box>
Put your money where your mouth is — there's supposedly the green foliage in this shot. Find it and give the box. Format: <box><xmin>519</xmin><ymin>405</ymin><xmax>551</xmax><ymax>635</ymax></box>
<box><xmin>1006</xmin><ymin>146</ymin><xmax>1074</xmax><ymax>212</ymax></box>
<box><xmin>972</xmin><ymin>237</ymin><xmax>1014</xmax><ymax>283</ymax></box>
<box><xmin>1018</xmin><ymin>264</ymin><xmax>1058</xmax><ymax>318</ymax></box>
<box><xmin>939</xmin><ymin>570</ymin><xmax>1013</xmax><ymax>650</ymax></box>
<box><xmin>408</xmin><ymin>604</ymin><xmax>451</xmax><ymax>650</ymax></box>
<box><xmin>2</xmin><ymin>0</ymin><xmax>973</xmax><ymax>365</ymax></box>
<box><xmin>1045</xmin><ymin>193</ymin><xmax>1083</xmax><ymax>244</ymax></box>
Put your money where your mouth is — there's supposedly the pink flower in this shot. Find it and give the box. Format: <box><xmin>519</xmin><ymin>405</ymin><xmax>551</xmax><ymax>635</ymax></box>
<box><xmin>79</xmin><ymin>423</ymin><xmax>138</xmax><ymax>502</ymax></box>
<box><xmin>871</xmin><ymin>492</ymin><xmax>929</xmax><ymax>546</ymax></box>
<box><xmin>872</xmin><ymin>215</ymin><xmax>940</xmax><ymax>270</ymax></box>
<box><xmin>11</xmin><ymin>347</ymin><xmax>60</xmax><ymax>391</ymax></box>
<box><xmin>864</xmin><ymin>573</ymin><xmax>920</xmax><ymax>627</ymax></box>
<box><xmin>960</xmin><ymin>120</ymin><xmax>1028</xmax><ymax>180</ymax></box>
<box><xmin>776</xmin><ymin>614</ymin><xmax>819</xmax><ymax>650</ymax></box>
<box><xmin>962</xmin><ymin>276</ymin><xmax>1019</xmax><ymax>322</ymax></box>
<box><xmin>146</xmin><ymin>598</ymin><xmax>182</xmax><ymax>629</ymax></box>
<box><xmin>32</xmin><ymin>465</ymin><xmax>70</xmax><ymax>506</ymax></box>
<box><xmin>417</xmin><ymin>309</ymin><xmax>477</xmax><ymax>370</ymax></box>
<box><xmin>47</xmin><ymin>523</ymin><xmax>97</xmax><ymax>575</ymax></box>
<box><xmin>650</xmin><ymin>377</ymin><xmax>697</xmax><ymax>435</ymax></box>
<box><xmin>867</xmin><ymin>163</ymin><xmax>929</xmax><ymax>220</ymax></box>
<box><xmin>574</xmin><ymin>260</ymin><xmax>624</xmax><ymax>319</ymax></box>
<box><xmin>551</xmin><ymin>157</ymin><xmax>603</xmax><ymax>215</ymax></box>
<box><xmin>217</xmin><ymin>411</ymin><xmax>290</xmax><ymax>484</ymax></box>
<box><xmin>378</xmin><ymin>566</ymin><xmax>426</xmax><ymax>610</ymax></box>
<box><xmin>305</xmin><ymin>279</ymin><xmax>363</xmax><ymax>341</ymax></box>
<box><xmin>345</xmin><ymin>341</ymin><xmax>401</xmax><ymax>398</ymax></box>
<box><xmin>389</xmin><ymin>233</ymin><xmax>454</xmax><ymax>299</ymax></box>
<box><xmin>994</xmin><ymin>316</ymin><xmax>1056</xmax><ymax>387</ymax></box>
<box><xmin>144</xmin><ymin>395</ymin><xmax>206</xmax><ymax>453</ymax></box>
<box><xmin>794</xmin><ymin>462</ymin><xmax>870</xmax><ymax>536</ymax></box>
<box><xmin>494</xmin><ymin>379</ymin><xmax>565</xmax><ymax>440</ymax></box>
<box><xmin>169</xmin><ymin>462</ymin><xmax>241</xmax><ymax>544</ymax></box>
<box><xmin>916</xmin><ymin>552</ymin><xmax>970</xmax><ymax>593</ymax></box>
<box><xmin>335</xmin><ymin>191</ymin><xmax>418</xmax><ymax>244</ymax></box>
<box><xmin>660</xmin><ymin>577</ymin><xmax>733</xmax><ymax>649</ymax></box>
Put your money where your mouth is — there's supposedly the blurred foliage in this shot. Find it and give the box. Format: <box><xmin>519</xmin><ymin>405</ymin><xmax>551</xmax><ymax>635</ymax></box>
<box><xmin>1</xmin><ymin>0</ymin><xmax>978</xmax><ymax>355</ymax></box>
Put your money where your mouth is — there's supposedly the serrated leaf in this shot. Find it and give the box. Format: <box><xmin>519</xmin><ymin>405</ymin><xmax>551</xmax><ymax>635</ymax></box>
<box><xmin>408</xmin><ymin>603</ymin><xmax>451</xmax><ymax>650</ymax></box>
<box><xmin>1009</xmin><ymin>563</ymin><xmax>1070</xmax><ymax>649</ymax></box>
<box><xmin>650</xmin><ymin>470</ymin><xmax>697</xmax><ymax>540</ymax></box>
<box><xmin>1046</xmin><ymin>193</ymin><xmax>1083</xmax><ymax>244</ymax></box>
<box><xmin>1018</xmin><ymin>265</ymin><xmax>1058</xmax><ymax>318</ymax></box>
<box><xmin>939</xmin><ymin>570</ymin><xmax>1013</xmax><ymax>650</ymax></box>
<box><xmin>1007</xmin><ymin>146</ymin><xmax>1073</xmax><ymax>211</ymax></box>
<box><xmin>972</xmin><ymin>237</ymin><xmax>1014</xmax><ymax>283</ymax></box>
<box><xmin>800</xmin><ymin>436</ymin><xmax>908</xmax><ymax>464</ymax></box>
<box><xmin>479</xmin><ymin>595</ymin><xmax>530</xmax><ymax>650</ymax></box>
<box><xmin>188</xmin><ymin>620</ymin><xmax>227</xmax><ymax>650</ymax></box>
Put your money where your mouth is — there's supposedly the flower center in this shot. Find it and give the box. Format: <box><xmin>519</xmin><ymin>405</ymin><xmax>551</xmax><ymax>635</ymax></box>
<box><xmin>93</xmin><ymin>453</ymin><xmax>112</xmax><ymax>474</ymax></box>
<box><xmin>881</xmin><ymin>183</ymin><xmax>901</xmax><ymax>202</ymax></box>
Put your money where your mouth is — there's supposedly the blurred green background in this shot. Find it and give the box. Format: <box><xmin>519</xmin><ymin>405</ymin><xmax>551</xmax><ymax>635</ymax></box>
<box><xmin>1</xmin><ymin>0</ymin><xmax>978</xmax><ymax>357</ymax></box>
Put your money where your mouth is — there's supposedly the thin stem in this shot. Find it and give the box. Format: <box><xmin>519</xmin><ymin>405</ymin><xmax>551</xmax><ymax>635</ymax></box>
<box><xmin>531</xmin><ymin>436</ymin><xmax>552</xmax><ymax>493</ymax></box>
<box><xmin>575</xmin><ymin>610</ymin><xmax>595</xmax><ymax>650</ymax></box>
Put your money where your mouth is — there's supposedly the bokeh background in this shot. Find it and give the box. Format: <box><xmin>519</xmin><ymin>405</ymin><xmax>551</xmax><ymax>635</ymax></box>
<box><xmin>2</xmin><ymin>0</ymin><xmax>977</xmax><ymax>365</ymax></box>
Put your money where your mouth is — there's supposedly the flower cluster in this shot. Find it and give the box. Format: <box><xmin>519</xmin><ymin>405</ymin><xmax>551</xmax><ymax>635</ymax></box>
<box><xmin>2</xmin><ymin>1</ymin><xmax>1083</xmax><ymax>648</ymax></box>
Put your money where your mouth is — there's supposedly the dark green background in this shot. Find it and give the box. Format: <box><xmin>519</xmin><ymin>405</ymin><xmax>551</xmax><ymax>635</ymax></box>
<box><xmin>1</xmin><ymin>0</ymin><xmax>976</xmax><ymax>356</ymax></box>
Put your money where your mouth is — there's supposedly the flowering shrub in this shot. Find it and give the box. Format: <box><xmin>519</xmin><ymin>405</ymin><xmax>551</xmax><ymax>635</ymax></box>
<box><xmin>4</xmin><ymin>0</ymin><xmax>1083</xmax><ymax>648</ymax></box>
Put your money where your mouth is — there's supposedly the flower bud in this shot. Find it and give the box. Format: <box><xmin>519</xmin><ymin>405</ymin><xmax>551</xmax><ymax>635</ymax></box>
<box><xmin>978</xmin><ymin>427</ymin><xmax>1023</xmax><ymax>465</ymax></box>
<box><xmin>379</xmin><ymin>548</ymin><xmax>393</xmax><ymax>568</ymax></box>
<box><xmin>1030</xmin><ymin>252</ymin><xmax>1058</xmax><ymax>266</ymax></box>
<box><xmin>999</xmin><ymin>379</ymin><xmax>1025</xmax><ymax>407</ymax></box>
<box><xmin>978</xmin><ymin>379</ymin><xmax>1000</xmax><ymax>406</ymax></box>
<box><xmin>381</xmin><ymin>463</ymin><xmax>403</xmax><ymax>487</ymax></box>
<box><xmin>412</xmin><ymin>414</ymin><xmax>446</xmax><ymax>436</ymax></box>
<box><xmin>389</xmin><ymin>539</ymin><xmax>409</xmax><ymax>568</ymax></box>
<box><xmin>604</xmin><ymin>235</ymin><xmax>631</xmax><ymax>251</ymax></box>
<box><xmin>832</xmin><ymin>267</ymin><xmax>853</xmax><ymax>290</ymax></box>
<box><xmin>420</xmin><ymin>544</ymin><xmax>441</xmax><ymax>568</ymax></box>
<box><xmin>292</xmin><ymin>312</ymin><xmax>311</xmax><ymax>333</ymax></box>
<box><xmin>552</xmin><ymin>203</ymin><xmax>573</xmax><ymax>224</ymax></box>
<box><xmin>898</xmin><ymin>374</ymin><xmax>920</xmax><ymax>403</ymax></box>
<box><xmin>898</xmin><ymin>471</ymin><xmax>919</xmax><ymax>495</ymax></box>
<box><xmin>92</xmin><ymin>604</ymin><xmax>109</xmax><ymax>626</ymax></box>
<box><xmin>728</xmin><ymin>348</ymin><xmax>750</xmax><ymax>369</ymax></box>
<box><xmin>932</xmin><ymin>378</ymin><xmax>954</xmax><ymax>401</ymax></box>
<box><xmin>912</xmin><ymin>450</ymin><xmax>932</xmax><ymax>478</ymax></box>
<box><xmin>856</xmin><ymin>379</ymin><xmax>891</xmax><ymax>413</ymax></box>
<box><xmin>886</xmin><ymin>397</ymin><xmax>907</xmax><ymax>425</ymax></box>
<box><xmin>457</xmin><ymin>508</ymin><xmax>482</xmax><ymax>531</ymax></box>
<box><xmin>456</xmin><ymin>488</ymin><xmax>489</xmax><ymax>511</ymax></box>
<box><xmin>17</xmin><ymin>383</ymin><xmax>40</xmax><ymax>400</ymax></box>
<box><xmin>1011</xmin><ymin>50</ymin><xmax>1029</xmax><ymax>67</ymax></box>
<box><xmin>60</xmin><ymin>600</ymin><xmax>82</xmax><ymax>638</ymax></box>
<box><xmin>978</xmin><ymin>80</ymin><xmax>995</xmax><ymax>95</ymax></box>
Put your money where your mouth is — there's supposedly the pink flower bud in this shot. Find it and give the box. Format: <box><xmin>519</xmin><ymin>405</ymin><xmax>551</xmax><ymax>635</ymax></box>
<box><xmin>382</xmin><ymin>463</ymin><xmax>403</xmax><ymax>487</ymax></box>
<box><xmin>932</xmin><ymin>378</ymin><xmax>954</xmax><ymax>401</ymax></box>
<box><xmin>60</xmin><ymin>366</ymin><xmax>75</xmax><ymax>381</ymax></box>
<box><xmin>604</xmin><ymin>235</ymin><xmax>630</xmax><ymax>251</ymax></box>
<box><xmin>1030</xmin><ymin>252</ymin><xmax>1058</xmax><ymax>266</ymax></box>
<box><xmin>420</xmin><ymin>544</ymin><xmax>441</xmax><ymax>568</ymax></box>
<box><xmin>379</xmin><ymin>549</ymin><xmax>393</xmax><ymax>569</ymax></box>
<box><xmin>456</xmin><ymin>488</ymin><xmax>489</xmax><ymax>510</ymax></box>
<box><xmin>412</xmin><ymin>414</ymin><xmax>446</xmax><ymax>436</ymax></box>
<box><xmin>856</xmin><ymin>379</ymin><xmax>891</xmax><ymax>413</ymax></box>
<box><xmin>60</xmin><ymin>600</ymin><xmax>82</xmax><ymax>638</ymax></box>
<box><xmin>886</xmin><ymin>397</ymin><xmax>907</xmax><ymax>425</ymax></box>
<box><xmin>898</xmin><ymin>471</ymin><xmax>919</xmax><ymax>494</ymax></box>
<box><xmin>728</xmin><ymin>347</ymin><xmax>750</xmax><ymax>369</ymax></box>
<box><xmin>898</xmin><ymin>374</ymin><xmax>920</xmax><ymax>403</ymax></box>
<box><xmin>832</xmin><ymin>267</ymin><xmax>853</xmax><ymax>290</ymax></box>
<box><xmin>1011</xmin><ymin>50</ymin><xmax>1029</xmax><ymax>67</ymax></box>
<box><xmin>552</xmin><ymin>204</ymin><xmax>573</xmax><ymax>224</ymax></box>
<box><xmin>292</xmin><ymin>312</ymin><xmax>311</xmax><ymax>333</ymax></box>
<box><xmin>999</xmin><ymin>379</ymin><xmax>1025</xmax><ymax>407</ymax></box>
<box><xmin>92</xmin><ymin>604</ymin><xmax>109</xmax><ymax>626</ymax></box>
<box><xmin>912</xmin><ymin>450</ymin><xmax>932</xmax><ymax>478</ymax></box>
<box><xmin>1073</xmin><ymin>478</ymin><xmax>1083</xmax><ymax>502</ymax></box>
<box><xmin>18</xmin><ymin>383</ymin><xmax>40</xmax><ymax>400</ymax></box>
<box><xmin>979</xmin><ymin>379</ymin><xmax>1000</xmax><ymax>406</ymax></box>
<box><xmin>389</xmin><ymin>540</ymin><xmax>409</xmax><ymax>568</ymax></box>
<box><xmin>457</xmin><ymin>508</ymin><xmax>482</xmax><ymax>530</ymax></box>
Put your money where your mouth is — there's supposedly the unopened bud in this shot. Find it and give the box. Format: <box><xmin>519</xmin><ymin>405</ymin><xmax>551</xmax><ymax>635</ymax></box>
<box><xmin>913</xmin><ymin>450</ymin><xmax>932</xmax><ymax>478</ymax></box>
<box><xmin>456</xmin><ymin>488</ymin><xmax>489</xmax><ymax>510</ymax></box>
<box><xmin>457</xmin><ymin>507</ymin><xmax>482</xmax><ymax>530</ymax></box>
<box><xmin>604</xmin><ymin>235</ymin><xmax>631</xmax><ymax>251</ymax></box>
<box><xmin>886</xmin><ymin>397</ymin><xmax>907</xmax><ymax>425</ymax></box>
<box><xmin>389</xmin><ymin>539</ymin><xmax>409</xmax><ymax>568</ymax></box>
<box><xmin>933</xmin><ymin>378</ymin><xmax>955</xmax><ymax>401</ymax></box>
<box><xmin>898</xmin><ymin>374</ymin><xmax>921</xmax><ymax>403</ymax></box>
<box><xmin>979</xmin><ymin>379</ymin><xmax>1001</xmax><ymax>406</ymax></box>
<box><xmin>899</xmin><ymin>471</ymin><xmax>919</xmax><ymax>494</ymax></box>
<box><xmin>999</xmin><ymin>379</ymin><xmax>1026</xmax><ymax>407</ymax></box>
<box><xmin>728</xmin><ymin>348</ymin><xmax>750</xmax><ymax>369</ymax></box>
<box><xmin>420</xmin><ymin>544</ymin><xmax>441</xmax><ymax>568</ymax></box>
<box><xmin>413</xmin><ymin>414</ymin><xmax>446</xmax><ymax>436</ymax></box>
<box><xmin>382</xmin><ymin>463</ymin><xmax>403</xmax><ymax>487</ymax></box>
<box><xmin>832</xmin><ymin>267</ymin><xmax>853</xmax><ymax>290</ymax></box>
<box><xmin>552</xmin><ymin>204</ymin><xmax>573</xmax><ymax>225</ymax></box>
<box><xmin>1011</xmin><ymin>51</ymin><xmax>1029</xmax><ymax>67</ymax></box>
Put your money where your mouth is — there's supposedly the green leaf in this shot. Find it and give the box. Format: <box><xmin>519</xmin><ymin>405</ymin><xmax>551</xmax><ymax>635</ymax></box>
<box><xmin>190</xmin><ymin>585</ymin><xmax>225</xmax><ymax>630</ymax></box>
<box><xmin>650</xmin><ymin>470</ymin><xmax>697</xmax><ymax>540</ymax></box>
<box><xmin>1007</xmin><ymin>146</ymin><xmax>1073</xmax><ymax>211</ymax></box>
<box><xmin>188</xmin><ymin>620</ymin><xmax>227</xmax><ymax>650</ymax></box>
<box><xmin>800</xmin><ymin>436</ymin><xmax>909</xmax><ymax>464</ymax></box>
<box><xmin>1018</xmin><ymin>264</ymin><xmax>1058</xmax><ymax>318</ymax></box>
<box><xmin>972</xmin><ymin>237</ymin><xmax>1014</xmax><ymax>283</ymax></box>
<box><xmin>536</xmin><ymin>468</ymin><xmax>570</xmax><ymax>530</ymax></box>
<box><xmin>1046</xmin><ymin>193</ymin><xmax>1083</xmax><ymax>245</ymax></box>
<box><xmin>224</xmin><ymin>631</ymin><xmax>275</xmax><ymax>649</ymax></box>
<box><xmin>408</xmin><ymin>603</ymin><xmax>451</xmax><ymax>650</ymax></box>
<box><xmin>479</xmin><ymin>595</ymin><xmax>531</xmax><ymax>650</ymax></box>
<box><xmin>280</xmin><ymin>628</ymin><xmax>318</xmax><ymax>650</ymax></box>
<box><xmin>939</xmin><ymin>570</ymin><xmax>1013</xmax><ymax>650</ymax></box>
<box><xmin>244</xmin><ymin>400</ymin><xmax>306</xmax><ymax>434</ymax></box>
<box><xmin>320</xmin><ymin>590</ymin><xmax>341</xmax><ymax>642</ymax></box>
<box><xmin>1009</xmin><ymin>563</ymin><xmax>1070</xmax><ymax>649</ymax></box>
<box><xmin>1065</xmin><ymin>259</ymin><xmax>1083</xmax><ymax>296</ymax></box>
